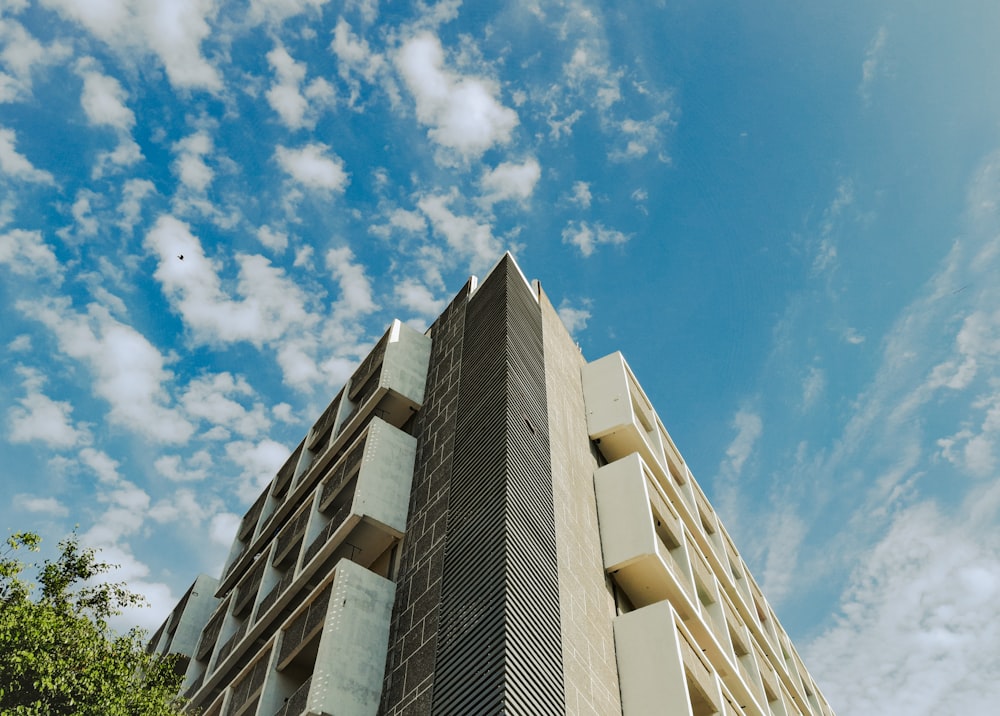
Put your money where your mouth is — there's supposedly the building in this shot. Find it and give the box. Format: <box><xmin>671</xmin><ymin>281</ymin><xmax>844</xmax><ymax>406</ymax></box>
<box><xmin>149</xmin><ymin>254</ymin><xmax>836</xmax><ymax>716</ymax></box>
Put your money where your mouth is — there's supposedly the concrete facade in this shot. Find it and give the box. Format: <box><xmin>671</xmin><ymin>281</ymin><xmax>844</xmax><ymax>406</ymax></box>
<box><xmin>151</xmin><ymin>254</ymin><xmax>835</xmax><ymax>716</ymax></box>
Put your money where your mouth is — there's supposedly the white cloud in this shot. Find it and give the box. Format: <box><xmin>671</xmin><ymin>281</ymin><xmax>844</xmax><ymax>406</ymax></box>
<box><xmin>396</xmin><ymin>32</ymin><xmax>518</xmax><ymax>161</ymax></box>
<box><xmin>209</xmin><ymin>511</ymin><xmax>240</xmax><ymax>547</ymax></box>
<box><xmin>18</xmin><ymin>297</ymin><xmax>193</xmax><ymax>443</ymax></box>
<box><xmin>326</xmin><ymin>246</ymin><xmax>377</xmax><ymax>317</ymax></box>
<box><xmin>557</xmin><ymin>298</ymin><xmax>591</xmax><ymax>336</ymax></box>
<box><xmin>12</xmin><ymin>494</ymin><xmax>69</xmax><ymax>517</ymax></box>
<box><xmin>368</xmin><ymin>207</ymin><xmax>427</xmax><ymax>240</ymax></box>
<box><xmin>275</xmin><ymin>143</ymin><xmax>348</xmax><ymax>192</ymax></box>
<box><xmin>266</xmin><ymin>46</ymin><xmax>308</xmax><ymax>128</ymax></box>
<box><xmin>146</xmin><ymin>214</ymin><xmax>316</xmax><ymax>346</ymax></box>
<box><xmin>154</xmin><ymin>451</ymin><xmax>212</xmax><ymax>482</ymax></box>
<box><xmin>758</xmin><ymin>510</ymin><xmax>806</xmax><ymax>607</ymax></box>
<box><xmin>860</xmin><ymin>26</ymin><xmax>888</xmax><ymax>104</ymax></box>
<box><xmin>0</xmin><ymin>228</ymin><xmax>60</xmax><ymax>278</ymax></box>
<box><xmin>801</xmin><ymin>365</ymin><xmax>826</xmax><ymax>410</ymax></box>
<box><xmin>561</xmin><ymin>220</ymin><xmax>628</xmax><ymax>257</ymax></box>
<box><xmin>8</xmin><ymin>368</ymin><xmax>86</xmax><ymax>448</ymax></box>
<box><xmin>843</xmin><ymin>326</ymin><xmax>866</xmax><ymax>345</ymax></box>
<box><xmin>569</xmin><ymin>180</ymin><xmax>592</xmax><ymax>208</ymax></box>
<box><xmin>41</xmin><ymin>0</ymin><xmax>222</xmax><ymax>91</ymax></box>
<box><xmin>180</xmin><ymin>372</ymin><xmax>270</xmax><ymax>437</ymax></box>
<box><xmin>331</xmin><ymin>17</ymin><xmax>386</xmax><ymax>102</ymax></box>
<box><xmin>74</xmin><ymin>58</ymin><xmax>142</xmax><ymax>175</ymax></box>
<box><xmin>256</xmin><ymin>224</ymin><xmax>289</xmax><ymax>252</ymax></box>
<box><xmin>226</xmin><ymin>438</ymin><xmax>289</xmax><ymax>498</ymax></box>
<box><xmin>76</xmin><ymin>59</ymin><xmax>135</xmax><ymax>130</ymax></box>
<box><xmin>725</xmin><ymin>409</ymin><xmax>763</xmax><ymax>476</ymax></box>
<box><xmin>248</xmin><ymin>0</ymin><xmax>328</xmax><ymax>26</ymax></box>
<box><xmin>418</xmin><ymin>192</ymin><xmax>502</xmax><ymax>271</ymax></box>
<box><xmin>563</xmin><ymin>40</ymin><xmax>622</xmax><ymax>110</ymax></box>
<box><xmin>0</xmin><ymin>17</ymin><xmax>71</xmax><ymax>101</ymax></box>
<box><xmin>172</xmin><ymin>131</ymin><xmax>214</xmax><ymax>192</ymax></box>
<box><xmin>265</xmin><ymin>45</ymin><xmax>333</xmax><ymax>129</ymax></box>
<box><xmin>395</xmin><ymin>278</ymin><xmax>446</xmax><ymax>318</ymax></box>
<box><xmin>117</xmin><ymin>178</ymin><xmax>156</xmax><ymax>234</ymax></box>
<box><xmin>479</xmin><ymin>158</ymin><xmax>541</xmax><ymax>207</ymax></box>
<box><xmin>0</xmin><ymin>126</ymin><xmax>54</xmax><ymax>183</ymax></box>
<box><xmin>610</xmin><ymin>113</ymin><xmax>673</xmax><ymax>162</ymax></box>
<box><xmin>806</xmin><ymin>496</ymin><xmax>1000</xmax><ymax>715</ymax></box>
<box><xmin>938</xmin><ymin>390</ymin><xmax>1000</xmax><ymax>478</ymax></box>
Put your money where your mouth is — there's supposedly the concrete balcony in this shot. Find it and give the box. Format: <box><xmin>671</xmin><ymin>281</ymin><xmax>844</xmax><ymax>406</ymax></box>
<box><xmin>190</xmin><ymin>419</ymin><xmax>415</xmax><ymax>710</ymax></box>
<box><xmin>615</xmin><ymin>600</ymin><xmax>725</xmax><ymax>716</ymax></box>
<box><xmin>202</xmin><ymin>560</ymin><xmax>395</xmax><ymax>716</ymax></box>
<box><xmin>300</xmin><ymin>417</ymin><xmax>417</xmax><ymax>574</ymax></box>
<box><xmin>582</xmin><ymin>352</ymin><xmax>669</xmax><ymax>477</ymax></box>
<box><xmin>594</xmin><ymin>453</ymin><xmax>696</xmax><ymax>612</ymax></box>
<box><xmin>306</xmin><ymin>320</ymin><xmax>431</xmax><ymax>455</ymax></box>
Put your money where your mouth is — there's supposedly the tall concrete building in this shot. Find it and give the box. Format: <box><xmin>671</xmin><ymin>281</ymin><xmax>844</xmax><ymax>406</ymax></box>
<box><xmin>149</xmin><ymin>254</ymin><xmax>835</xmax><ymax>716</ymax></box>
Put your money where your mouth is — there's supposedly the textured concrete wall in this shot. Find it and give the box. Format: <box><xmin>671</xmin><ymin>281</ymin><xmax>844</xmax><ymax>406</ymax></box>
<box><xmin>540</xmin><ymin>288</ymin><xmax>623</xmax><ymax>715</ymax></box>
<box><xmin>378</xmin><ymin>282</ymin><xmax>470</xmax><ymax>716</ymax></box>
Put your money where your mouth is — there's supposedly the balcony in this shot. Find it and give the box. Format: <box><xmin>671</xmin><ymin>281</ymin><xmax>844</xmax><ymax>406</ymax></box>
<box><xmin>196</xmin><ymin>604</ymin><xmax>228</xmax><ymax>662</ymax></box>
<box><xmin>271</xmin><ymin>441</ymin><xmax>303</xmax><ymax>504</ymax></box>
<box><xmin>594</xmin><ymin>453</ymin><xmax>695</xmax><ymax>612</ymax></box>
<box><xmin>614</xmin><ymin>600</ymin><xmax>725</xmax><ymax>716</ymax></box>
<box><xmin>582</xmin><ymin>352</ymin><xmax>670</xmax><ymax>476</ymax></box>
<box><xmin>272</xmin><ymin>508</ymin><xmax>310</xmax><ymax>570</ymax></box>
<box><xmin>233</xmin><ymin>561</ymin><xmax>265</xmax><ymax>618</ymax></box>
<box><xmin>216</xmin><ymin>321</ymin><xmax>430</xmax><ymax>600</ymax></box>
<box><xmin>300</xmin><ymin>418</ymin><xmax>416</xmax><ymax>574</ymax></box>
<box><xmin>264</xmin><ymin>560</ymin><xmax>396</xmax><ymax>716</ymax></box>
<box><xmin>225</xmin><ymin>647</ymin><xmax>271</xmax><ymax>716</ymax></box>
<box><xmin>306</xmin><ymin>390</ymin><xmax>343</xmax><ymax>451</ymax></box>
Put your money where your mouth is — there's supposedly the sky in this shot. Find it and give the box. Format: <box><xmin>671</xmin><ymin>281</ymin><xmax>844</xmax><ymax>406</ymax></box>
<box><xmin>1</xmin><ymin>0</ymin><xmax>999</xmax><ymax>712</ymax></box>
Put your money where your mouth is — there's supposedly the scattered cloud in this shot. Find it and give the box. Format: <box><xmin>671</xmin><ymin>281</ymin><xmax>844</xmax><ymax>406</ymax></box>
<box><xmin>265</xmin><ymin>44</ymin><xmax>334</xmax><ymax>129</ymax></box>
<box><xmin>172</xmin><ymin>131</ymin><xmax>214</xmax><ymax>193</ymax></box>
<box><xmin>557</xmin><ymin>298</ymin><xmax>591</xmax><ymax>336</ymax></box>
<box><xmin>326</xmin><ymin>246</ymin><xmax>378</xmax><ymax>317</ymax></box>
<box><xmin>154</xmin><ymin>451</ymin><xmax>213</xmax><ymax>482</ymax></box>
<box><xmin>0</xmin><ymin>17</ymin><xmax>71</xmax><ymax>101</ymax></box>
<box><xmin>561</xmin><ymin>220</ymin><xmax>629</xmax><ymax>257</ymax></box>
<box><xmin>0</xmin><ymin>228</ymin><xmax>60</xmax><ymax>278</ymax></box>
<box><xmin>478</xmin><ymin>158</ymin><xmax>541</xmax><ymax>207</ymax></box>
<box><xmin>395</xmin><ymin>278</ymin><xmax>446</xmax><ymax>318</ymax></box>
<box><xmin>860</xmin><ymin>26</ymin><xmax>888</xmax><ymax>104</ymax></box>
<box><xmin>76</xmin><ymin>58</ymin><xmax>135</xmax><ymax>130</ymax></box>
<box><xmin>725</xmin><ymin>409</ymin><xmax>763</xmax><ymax>476</ymax></box>
<box><xmin>18</xmin><ymin>297</ymin><xmax>194</xmax><ymax>443</ymax></box>
<box><xmin>569</xmin><ymin>180</ymin><xmax>592</xmax><ymax>208</ymax></box>
<box><xmin>0</xmin><ymin>127</ymin><xmax>54</xmax><ymax>183</ymax></box>
<box><xmin>8</xmin><ymin>367</ymin><xmax>87</xmax><ymax>449</ymax></box>
<box><xmin>12</xmin><ymin>494</ymin><xmax>70</xmax><ymax>517</ymax></box>
<box><xmin>806</xmin><ymin>493</ymin><xmax>1000</xmax><ymax>715</ymax></box>
<box><xmin>395</xmin><ymin>32</ymin><xmax>518</xmax><ymax>161</ymax></box>
<box><xmin>225</xmin><ymin>438</ymin><xmax>289</xmax><ymax>498</ymax></box>
<box><xmin>256</xmin><ymin>224</ymin><xmax>289</xmax><ymax>252</ymax></box>
<box><xmin>146</xmin><ymin>214</ymin><xmax>317</xmax><ymax>347</ymax></box>
<box><xmin>418</xmin><ymin>191</ymin><xmax>502</xmax><ymax>272</ymax></box>
<box><xmin>41</xmin><ymin>0</ymin><xmax>223</xmax><ymax>91</ymax></box>
<box><xmin>275</xmin><ymin>143</ymin><xmax>349</xmax><ymax>192</ymax></box>
<box><xmin>801</xmin><ymin>365</ymin><xmax>826</xmax><ymax>410</ymax></box>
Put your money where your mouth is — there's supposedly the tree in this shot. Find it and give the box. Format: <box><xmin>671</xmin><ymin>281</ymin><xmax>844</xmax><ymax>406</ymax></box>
<box><xmin>0</xmin><ymin>531</ymin><xmax>186</xmax><ymax>715</ymax></box>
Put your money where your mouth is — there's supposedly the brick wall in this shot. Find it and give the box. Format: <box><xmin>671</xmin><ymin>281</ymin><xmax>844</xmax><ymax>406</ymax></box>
<box><xmin>378</xmin><ymin>281</ymin><xmax>470</xmax><ymax>716</ymax></box>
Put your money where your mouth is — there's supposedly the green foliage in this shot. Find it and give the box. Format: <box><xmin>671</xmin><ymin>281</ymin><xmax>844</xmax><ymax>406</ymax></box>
<box><xmin>0</xmin><ymin>531</ymin><xmax>186</xmax><ymax>715</ymax></box>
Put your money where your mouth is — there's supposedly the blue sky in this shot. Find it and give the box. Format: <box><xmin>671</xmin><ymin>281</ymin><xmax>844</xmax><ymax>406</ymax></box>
<box><xmin>2</xmin><ymin>0</ymin><xmax>999</xmax><ymax>712</ymax></box>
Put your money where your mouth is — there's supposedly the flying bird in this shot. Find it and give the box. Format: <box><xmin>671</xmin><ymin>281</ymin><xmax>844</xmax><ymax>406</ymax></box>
<box><xmin>177</xmin><ymin>254</ymin><xmax>184</xmax><ymax>260</ymax></box>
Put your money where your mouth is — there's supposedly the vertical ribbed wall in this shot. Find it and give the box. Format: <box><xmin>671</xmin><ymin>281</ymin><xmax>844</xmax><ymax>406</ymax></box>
<box><xmin>431</xmin><ymin>257</ymin><xmax>565</xmax><ymax>715</ymax></box>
